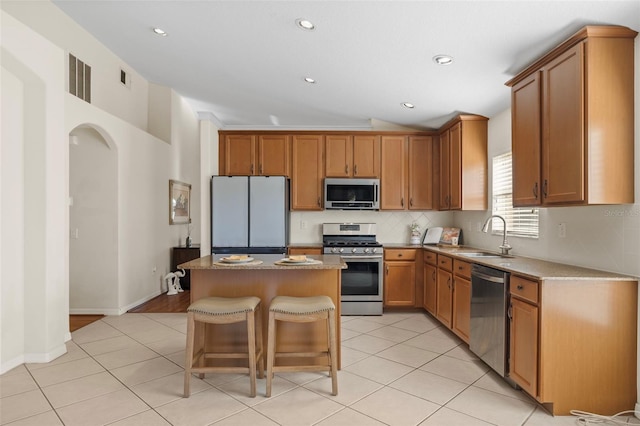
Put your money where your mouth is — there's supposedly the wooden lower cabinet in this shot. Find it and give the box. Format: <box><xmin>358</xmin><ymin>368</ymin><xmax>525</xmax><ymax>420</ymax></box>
<box><xmin>384</xmin><ymin>249</ymin><xmax>416</xmax><ymax>307</ymax></box>
<box><xmin>423</xmin><ymin>263</ymin><xmax>437</xmax><ymax>314</ymax></box>
<box><xmin>508</xmin><ymin>274</ymin><xmax>637</xmax><ymax>415</ymax></box>
<box><xmin>509</xmin><ymin>296</ymin><xmax>538</xmax><ymax>397</ymax></box>
<box><xmin>436</xmin><ymin>268</ymin><xmax>453</xmax><ymax>327</ymax></box>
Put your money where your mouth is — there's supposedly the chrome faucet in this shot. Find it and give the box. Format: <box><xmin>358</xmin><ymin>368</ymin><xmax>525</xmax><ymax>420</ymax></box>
<box><xmin>482</xmin><ymin>215</ymin><xmax>512</xmax><ymax>255</ymax></box>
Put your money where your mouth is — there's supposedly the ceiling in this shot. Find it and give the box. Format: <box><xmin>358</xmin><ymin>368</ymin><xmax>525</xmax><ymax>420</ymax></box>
<box><xmin>52</xmin><ymin>1</ymin><xmax>640</xmax><ymax>130</ymax></box>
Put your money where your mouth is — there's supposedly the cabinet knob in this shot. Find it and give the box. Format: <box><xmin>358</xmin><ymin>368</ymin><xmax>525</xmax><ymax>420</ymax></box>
<box><xmin>345</xmin><ymin>164</ymin><xmax>349</xmax><ymax>175</ymax></box>
<box><xmin>432</xmin><ymin>271</ymin><xmax>436</xmax><ymax>280</ymax></box>
<box><xmin>354</xmin><ymin>165</ymin><xmax>358</xmax><ymax>175</ymax></box>
<box><xmin>543</xmin><ymin>180</ymin><xmax>548</xmax><ymax>198</ymax></box>
<box><xmin>259</xmin><ymin>164</ymin><xmax>263</xmax><ymax>175</ymax></box>
<box><xmin>410</xmin><ymin>198</ymin><xmax>413</xmax><ymax>207</ymax></box>
<box><xmin>251</xmin><ymin>164</ymin><xmax>254</xmax><ymax>174</ymax></box>
<box><xmin>398</xmin><ymin>253</ymin><xmax>403</xmax><ymax>257</ymax></box>
<box><xmin>317</xmin><ymin>197</ymin><xmax>321</xmax><ymax>206</ymax></box>
<box><xmin>533</xmin><ymin>182</ymin><xmax>539</xmax><ymax>199</ymax></box>
<box><xmin>517</xmin><ymin>284</ymin><xmax>524</xmax><ymax>290</ymax></box>
<box><xmin>401</xmin><ymin>197</ymin><xmax>404</xmax><ymax>207</ymax></box>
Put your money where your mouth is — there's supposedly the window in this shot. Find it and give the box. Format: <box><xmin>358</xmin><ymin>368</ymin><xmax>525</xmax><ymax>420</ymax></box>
<box><xmin>492</xmin><ymin>152</ymin><xmax>539</xmax><ymax>238</ymax></box>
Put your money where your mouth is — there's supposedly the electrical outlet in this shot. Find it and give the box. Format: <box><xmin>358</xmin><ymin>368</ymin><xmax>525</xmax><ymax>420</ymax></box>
<box><xmin>300</xmin><ymin>220</ymin><xmax>307</xmax><ymax>229</ymax></box>
<box><xmin>558</xmin><ymin>223</ymin><xmax>566</xmax><ymax>238</ymax></box>
<box><xmin>152</xmin><ymin>266</ymin><xmax>157</xmax><ymax>275</ymax></box>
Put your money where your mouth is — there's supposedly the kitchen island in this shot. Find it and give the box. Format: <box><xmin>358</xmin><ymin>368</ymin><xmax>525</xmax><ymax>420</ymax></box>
<box><xmin>179</xmin><ymin>254</ymin><xmax>346</xmax><ymax>368</ymax></box>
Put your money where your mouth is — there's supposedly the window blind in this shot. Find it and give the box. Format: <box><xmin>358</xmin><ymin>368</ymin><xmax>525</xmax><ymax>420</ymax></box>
<box><xmin>492</xmin><ymin>152</ymin><xmax>539</xmax><ymax>238</ymax></box>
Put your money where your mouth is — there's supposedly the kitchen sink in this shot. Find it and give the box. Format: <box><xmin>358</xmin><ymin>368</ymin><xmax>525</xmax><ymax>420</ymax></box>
<box><xmin>458</xmin><ymin>252</ymin><xmax>506</xmax><ymax>258</ymax></box>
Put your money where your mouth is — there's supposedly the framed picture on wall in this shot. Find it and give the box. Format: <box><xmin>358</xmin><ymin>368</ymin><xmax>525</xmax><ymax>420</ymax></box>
<box><xmin>169</xmin><ymin>180</ymin><xmax>191</xmax><ymax>225</ymax></box>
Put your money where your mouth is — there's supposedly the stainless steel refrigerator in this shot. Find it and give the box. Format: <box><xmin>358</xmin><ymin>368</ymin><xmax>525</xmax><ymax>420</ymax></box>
<box><xmin>211</xmin><ymin>176</ymin><xmax>288</xmax><ymax>254</ymax></box>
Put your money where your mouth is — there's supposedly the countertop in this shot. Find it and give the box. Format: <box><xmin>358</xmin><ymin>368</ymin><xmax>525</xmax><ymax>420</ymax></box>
<box><xmin>179</xmin><ymin>254</ymin><xmax>346</xmax><ymax>270</ymax></box>
<box><xmin>422</xmin><ymin>245</ymin><xmax>637</xmax><ymax>281</ymax></box>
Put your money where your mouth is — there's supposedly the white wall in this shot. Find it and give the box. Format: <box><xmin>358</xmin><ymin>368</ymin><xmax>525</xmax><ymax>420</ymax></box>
<box><xmin>1</xmin><ymin>0</ymin><xmax>150</xmax><ymax>131</ymax></box>
<box><xmin>1</xmin><ymin>2</ymin><xmax>203</xmax><ymax>372</ymax></box>
<box><xmin>1</xmin><ymin>10</ymin><xmax>69</xmax><ymax>373</ymax></box>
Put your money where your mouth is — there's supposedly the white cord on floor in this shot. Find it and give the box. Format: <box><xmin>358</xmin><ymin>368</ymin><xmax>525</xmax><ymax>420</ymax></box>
<box><xmin>570</xmin><ymin>409</ymin><xmax>640</xmax><ymax>425</ymax></box>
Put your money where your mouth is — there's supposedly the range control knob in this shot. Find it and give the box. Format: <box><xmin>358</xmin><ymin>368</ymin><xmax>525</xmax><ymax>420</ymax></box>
<box><xmin>331</xmin><ymin>247</ymin><xmax>338</xmax><ymax>254</ymax></box>
<box><xmin>364</xmin><ymin>248</ymin><xmax>371</xmax><ymax>253</ymax></box>
<box><xmin>351</xmin><ymin>248</ymin><xmax>357</xmax><ymax>253</ymax></box>
<box><xmin>339</xmin><ymin>248</ymin><xmax>344</xmax><ymax>253</ymax></box>
<box><xmin>372</xmin><ymin>247</ymin><xmax>378</xmax><ymax>253</ymax></box>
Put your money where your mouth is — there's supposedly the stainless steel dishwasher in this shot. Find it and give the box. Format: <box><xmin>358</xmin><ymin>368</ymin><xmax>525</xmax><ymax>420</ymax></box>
<box><xmin>470</xmin><ymin>264</ymin><xmax>510</xmax><ymax>377</ymax></box>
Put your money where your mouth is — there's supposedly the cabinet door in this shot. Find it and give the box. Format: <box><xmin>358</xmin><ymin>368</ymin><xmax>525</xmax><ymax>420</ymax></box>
<box><xmin>512</xmin><ymin>72</ymin><xmax>542</xmax><ymax>207</ymax></box>
<box><xmin>384</xmin><ymin>261</ymin><xmax>416</xmax><ymax>306</ymax></box>
<box><xmin>436</xmin><ymin>269</ymin><xmax>453</xmax><ymax>327</ymax></box>
<box><xmin>408</xmin><ymin>136</ymin><xmax>433</xmax><ymax>210</ymax></box>
<box><xmin>224</xmin><ymin>134</ymin><xmax>255</xmax><ymax>175</ymax></box>
<box><xmin>353</xmin><ymin>135</ymin><xmax>380</xmax><ymax>178</ymax></box>
<box><xmin>423</xmin><ymin>263</ymin><xmax>437</xmax><ymax>314</ymax></box>
<box><xmin>509</xmin><ymin>297</ymin><xmax>539</xmax><ymax>397</ymax></box>
<box><xmin>439</xmin><ymin>129</ymin><xmax>450</xmax><ymax>210</ymax></box>
<box><xmin>542</xmin><ymin>43</ymin><xmax>585</xmax><ymax>205</ymax></box>
<box><xmin>291</xmin><ymin>135</ymin><xmax>324</xmax><ymax>210</ymax></box>
<box><xmin>452</xmin><ymin>275</ymin><xmax>471</xmax><ymax>343</ymax></box>
<box><xmin>258</xmin><ymin>134</ymin><xmax>290</xmax><ymax>177</ymax></box>
<box><xmin>325</xmin><ymin>135</ymin><xmax>352</xmax><ymax>177</ymax></box>
<box><xmin>449</xmin><ymin>123</ymin><xmax>462</xmax><ymax>210</ymax></box>
<box><xmin>381</xmin><ymin>136</ymin><xmax>407</xmax><ymax>210</ymax></box>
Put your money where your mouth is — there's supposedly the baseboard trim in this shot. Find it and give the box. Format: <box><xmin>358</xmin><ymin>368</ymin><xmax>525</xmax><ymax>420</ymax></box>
<box><xmin>68</xmin><ymin>291</ymin><xmax>163</xmax><ymax>316</ymax></box>
<box><xmin>118</xmin><ymin>291</ymin><xmax>163</xmax><ymax>314</ymax></box>
<box><xmin>635</xmin><ymin>403</ymin><xmax>639</xmax><ymax>419</ymax></box>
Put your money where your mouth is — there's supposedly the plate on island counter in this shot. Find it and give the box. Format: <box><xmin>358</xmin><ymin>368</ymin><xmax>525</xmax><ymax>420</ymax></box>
<box><xmin>220</xmin><ymin>256</ymin><xmax>254</xmax><ymax>264</ymax></box>
<box><xmin>279</xmin><ymin>257</ymin><xmax>313</xmax><ymax>263</ymax></box>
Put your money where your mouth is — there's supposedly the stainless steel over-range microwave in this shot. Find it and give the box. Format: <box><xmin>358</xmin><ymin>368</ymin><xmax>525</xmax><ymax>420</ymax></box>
<box><xmin>324</xmin><ymin>178</ymin><xmax>380</xmax><ymax>210</ymax></box>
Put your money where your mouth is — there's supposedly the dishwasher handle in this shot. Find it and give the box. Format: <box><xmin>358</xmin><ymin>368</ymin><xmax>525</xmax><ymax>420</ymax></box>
<box><xmin>472</xmin><ymin>270</ymin><xmax>506</xmax><ymax>283</ymax></box>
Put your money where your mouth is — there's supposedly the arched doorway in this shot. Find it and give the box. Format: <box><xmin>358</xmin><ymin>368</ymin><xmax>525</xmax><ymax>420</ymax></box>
<box><xmin>68</xmin><ymin>125</ymin><xmax>118</xmax><ymax>314</ymax></box>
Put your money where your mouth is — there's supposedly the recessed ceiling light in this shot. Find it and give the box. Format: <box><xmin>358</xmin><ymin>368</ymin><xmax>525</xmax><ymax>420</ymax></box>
<box><xmin>296</xmin><ymin>19</ymin><xmax>315</xmax><ymax>30</ymax></box>
<box><xmin>433</xmin><ymin>54</ymin><xmax>453</xmax><ymax>65</ymax></box>
<box><xmin>402</xmin><ymin>102</ymin><xmax>415</xmax><ymax>109</ymax></box>
<box><xmin>153</xmin><ymin>27</ymin><xmax>168</xmax><ymax>36</ymax></box>
<box><xmin>304</xmin><ymin>77</ymin><xmax>316</xmax><ymax>84</ymax></box>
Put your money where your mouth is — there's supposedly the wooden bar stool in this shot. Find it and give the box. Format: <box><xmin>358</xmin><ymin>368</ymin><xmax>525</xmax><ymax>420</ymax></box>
<box><xmin>184</xmin><ymin>296</ymin><xmax>264</xmax><ymax>398</ymax></box>
<box><xmin>266</xmin><ymin>295</ymin><xmax>337</xmax><ymax>397</ymax></box>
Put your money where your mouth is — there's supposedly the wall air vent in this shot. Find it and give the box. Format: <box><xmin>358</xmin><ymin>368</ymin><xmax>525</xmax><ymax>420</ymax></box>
<box><xmin>68</xmin><ymin>53</ymin><xmax>91</xmax><ymax>103</ymax></box>
<box><xmin>120</xmin><ymin>68</ymin><xmax>131</xmax><ymax>88</ymax></box>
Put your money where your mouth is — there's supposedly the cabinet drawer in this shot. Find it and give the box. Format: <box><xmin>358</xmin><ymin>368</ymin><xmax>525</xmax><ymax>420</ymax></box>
<box><xmin>453</xmin><ymin>259</ymin><xmax>471</xmax><ymax>279</ymax></box>
<box><xmin>437</xmin><ymin>255</ymin><xmax>453</xmax><ymax>271</ymax></box>
<box><xmin>510</xmin><ymin>276</ymin><xmax>539</xmax><ymax>304</ymax></box>
<box><xmin>385</xmin><ymin>249</ymin><xmax>416</xmax><ymax>261</ymax></box>
<box><xmin>288</xmin><ymin>247</ymin><xmax>322</xmax><ymax>256</ymax></box>
<box><xmin>423</xmin><ymin>250</ymin><xmax>437</xmax><ymax>266</ymax></box>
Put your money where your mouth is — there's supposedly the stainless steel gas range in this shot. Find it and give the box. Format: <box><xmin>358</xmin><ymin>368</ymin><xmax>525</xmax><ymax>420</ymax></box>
<box><xmin>322</xmin><ymin>223</ymin><xmax>383</xmax><ymax>315</ymax></box>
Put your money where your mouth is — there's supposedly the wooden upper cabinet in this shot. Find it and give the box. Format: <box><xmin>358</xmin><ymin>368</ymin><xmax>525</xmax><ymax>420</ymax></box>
<box><xmin>352</xmin><ymin>135</ymin><xmax>380</xmax><ymax>178</ymax></box>
<box><xmin>258</xmin><ymin>134</ymin><xmax>290</xmax><ymax>177</ymax></box>
<box><xmin>507</xmin><ymin>25</ymin><xmax>636</xmax><ymax>206</ymax></box>
<box><xmin>325</xmin><ymin>135</ymin><xmax>380</xmax><ymax>178</ymax></box>
<box><xmin>380</xmin><ymin>135</ymin><xmax>407</xmax><ymax>210</ymax></box>
<box><xmin>439</xmin><ymin>116</ymin><xmax>488</xmax><ymax>211</ymax></box>
<box><xmin>222</xmin><ymin>134</ymin><xmax>255</xmax><ymax>175</ymax></box>
<box><xmin>325</xmin><ymin>135</ymin><xmax>352</xmax><ymax>177</ymax></box>
<box><xmin>408</xmin><ymin>136</ymin><xmax>433</xmax><ymax>210</ymax></box>
<box><xmin>219</xmin><ymin>132</ymin><xmax>290</xmax><ymax>177</ymax></box>
<box><xmin>439</xmin><ymin>129</ymin><xmax>450</xmax><ymax>210</ymax></box>
<box><xmin>449</xmin><ymin>123</ymin><xmax>462</xmax><ymax>210</ymax></box>
<box><xmin>512</xmin><ymin>72</ymin><xmax>542</xmax><ymax>207</ymax></box>
<box><xmin>291</xmin><ymin>135</ymin><xmax>324</xmax><ymax>210</ymax></box>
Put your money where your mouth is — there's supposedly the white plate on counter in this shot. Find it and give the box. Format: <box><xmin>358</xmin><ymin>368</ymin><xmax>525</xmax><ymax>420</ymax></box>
<box><xmin>220</xmin><ymin>256</ymin><xmax>254</xmax><ymax>264</ymax></box>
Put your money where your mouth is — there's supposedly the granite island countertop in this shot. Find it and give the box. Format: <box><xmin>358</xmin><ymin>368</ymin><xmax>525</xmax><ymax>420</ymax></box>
<box><xmin>179</xmin><ymin>254</ymin><xmax>346</xmax><ymax>270</ymax></box>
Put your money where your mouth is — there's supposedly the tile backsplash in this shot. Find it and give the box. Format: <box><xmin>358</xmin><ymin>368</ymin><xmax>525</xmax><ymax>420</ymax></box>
<box><xmin>290</xmin><ymin>210</ymin><xmax>454</xmax><ymax>244</ymax></box>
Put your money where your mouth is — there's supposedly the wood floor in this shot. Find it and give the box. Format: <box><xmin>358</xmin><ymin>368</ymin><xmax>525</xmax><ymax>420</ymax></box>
<box><xmin>69</xmin><ymin>291</ymin><xmax>191</xmax><ymax>332</ymax></box>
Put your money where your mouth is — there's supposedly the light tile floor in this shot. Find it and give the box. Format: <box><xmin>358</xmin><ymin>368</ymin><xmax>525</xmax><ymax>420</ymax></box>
<box><xmin>1</xmin><ymin>311</ymin><xmax>638</xmax><ymax>426</ymax></box>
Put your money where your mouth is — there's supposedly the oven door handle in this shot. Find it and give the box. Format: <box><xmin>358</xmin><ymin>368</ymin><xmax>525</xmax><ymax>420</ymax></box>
<box><xmin>340</xmin><ymin>255</ymin><xmax>383</xmax><ymax>260</ymax></box>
